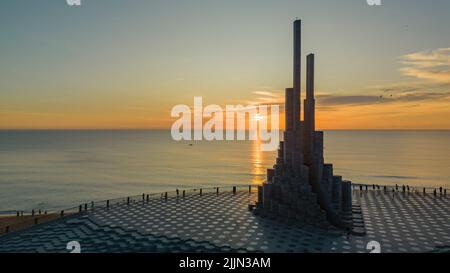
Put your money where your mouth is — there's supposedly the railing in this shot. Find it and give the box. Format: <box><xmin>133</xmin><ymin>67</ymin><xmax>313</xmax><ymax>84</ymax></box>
<box><xmin>352</xmin><ymin>183</ymin><xmax>448</xmax><ymax>195</ymax></box>
<box><xmin>0</xmin><ymin>185</ymin><xmax>257</xmax><ymax>236</ymax></box>
<box><xmin>1</xmin><ymin>182</ymin><xmax>447</xmax><ymax>236</ymax></box>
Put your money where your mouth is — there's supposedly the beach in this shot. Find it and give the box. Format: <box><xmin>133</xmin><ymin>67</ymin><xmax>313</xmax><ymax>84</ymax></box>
<box><xmin>0</xmin><ymin>214</ymin><xmax>60</xmax><ymax>235</ymax></box>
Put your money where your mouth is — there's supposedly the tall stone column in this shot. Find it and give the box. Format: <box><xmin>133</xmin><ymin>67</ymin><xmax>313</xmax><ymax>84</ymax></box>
<box><xmin>304</xmin><ymin>53</ymin><xmax>315</xmax><ymax>165</ymax></box>
<box><xmin>285</xmin><ymin>88</ymin><xmax>293</xmax><ymax>132</ymax></box>
<box><xmin>292</xmin><ymin>20</ymin><xmax>303</xmax><ymax>176</ymax></box>
<box><xmin>293</xmin><ymin>20</ymin><xmax>302</xmax><ymax>131</ymax></box>
<box><xmin>284</xmin><ymin>88</ymin><xmax>294</xmax><ymax>166</ymax></box>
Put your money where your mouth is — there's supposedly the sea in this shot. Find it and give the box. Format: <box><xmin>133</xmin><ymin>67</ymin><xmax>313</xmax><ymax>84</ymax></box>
<box><xmin>0</xmin><ymin>130</ymin><xmax>449</xmax><ymax>212</ymax></box>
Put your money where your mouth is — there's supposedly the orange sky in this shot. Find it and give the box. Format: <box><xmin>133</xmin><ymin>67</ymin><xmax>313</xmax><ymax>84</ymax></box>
<box><xmin>2</xmin><ymin>94</ymin><xmax>450</xmax><ymax>130</ymax></box>
<box><xmin>1</xmin><ymin>2</ymin><xmax>449</xmax><ymax>130</ymax></box>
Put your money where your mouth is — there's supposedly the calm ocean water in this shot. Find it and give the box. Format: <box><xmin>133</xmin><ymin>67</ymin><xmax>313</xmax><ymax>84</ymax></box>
<box><xmin>0</xmin><ymin>130</ymin><xmax>449</xmax><ymax>212</ymax></box>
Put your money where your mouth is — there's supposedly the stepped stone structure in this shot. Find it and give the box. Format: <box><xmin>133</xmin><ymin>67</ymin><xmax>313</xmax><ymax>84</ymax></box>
<box><xmin>256</xmin><ymin>20</ymin><xmax>352</xmax><ymax>229</ymax></box>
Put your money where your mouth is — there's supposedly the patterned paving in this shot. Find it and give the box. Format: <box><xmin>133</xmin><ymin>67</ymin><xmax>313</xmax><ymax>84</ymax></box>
<box><xmin>0</xmin><ymin>214</ymin><xmax>244</xmax><ymax>253</ymax></box>
<box><xmin>90</xmin><ymin>191</ymin><xmax>344</xmax><ymax>253</ymax></box>
<box><xmin>0</xmin><ymin>188</ymin><xmax>448</xmax><ymax>253</ymax></box>
<box><xmin>355</xmin><ymin>190</ymin><xmax>449</xmax><ymax>253</ymax></box>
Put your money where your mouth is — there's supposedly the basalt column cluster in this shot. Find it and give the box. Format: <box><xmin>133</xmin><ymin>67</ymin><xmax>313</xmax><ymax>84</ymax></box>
<box><xmin>256</xmin><ymin>20</ymin><xmax>352</xmax><ymax>229</ymax></box>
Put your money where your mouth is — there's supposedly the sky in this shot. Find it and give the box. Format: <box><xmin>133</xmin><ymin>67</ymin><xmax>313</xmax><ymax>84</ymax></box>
<box><xmin>0</xmin><ymin>0</ymin><xmax>450</xmax><ymax>129</ymax></box>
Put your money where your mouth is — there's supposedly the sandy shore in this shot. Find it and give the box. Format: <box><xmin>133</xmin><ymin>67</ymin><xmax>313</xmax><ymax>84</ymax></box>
<box><xmin>0</xmin><ymin>214</ymin><xmax>60</xmax><ymax>235</ymax></box>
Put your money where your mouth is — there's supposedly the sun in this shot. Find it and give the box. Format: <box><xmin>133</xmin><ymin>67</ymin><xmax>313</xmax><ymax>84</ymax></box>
<box><xmin>254</xmin><ymin>114</ymin><xmax>264</xmax><ymax>121</ymax></box>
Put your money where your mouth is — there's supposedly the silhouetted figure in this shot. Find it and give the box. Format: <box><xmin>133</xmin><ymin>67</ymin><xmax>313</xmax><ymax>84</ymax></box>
<box><xmin>360</xmin><ymin>185</ymin><xmax>363</xmax><ymax>191</ymax></box>
<box><xmin>440</xmin><ymin>187</ymin><xmax>443</xmax><ymax>195</ymax></box>
<box><xmin>433</xmin><ymin>189</ymin><xmax>437</xmax><ymax>196</ymax></box>
<box><xmin>407</xmin><ymin>185</ymin><xmax>410</xmax><ymax>192</ymax></box>
<box><xmin>396</xmin><ymin>184</ymin><xmax>398</xmax><ymax>191</ymax></box>
<box><xmin>373</xmin><ymin>184</ymin><xmax>375</xmax><ymax>190</ymax></box>
<box><xmin>176</xmin><ymin>189</ymin><xmax>179</xmax><ymax>196</ymax></box>
<box><xmin>402</xmin><ymin>185</ymin><xmax>405</xmax><ymax>192</ymax></box>
<box><xmin>423</xmin><ymin>187</ymin><xmax>426</xmax><ymax>194</ymax></box>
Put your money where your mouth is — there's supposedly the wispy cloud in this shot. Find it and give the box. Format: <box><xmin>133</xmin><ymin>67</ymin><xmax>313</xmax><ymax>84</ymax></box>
<box><xmin>317</xmin><ymin>95</ymin><xmax>381</xmax><ymax>106</ymax></box>
<box><xmin>400</xmin><ymin>47</ymin><xmax>450</xmax><ymax>83</ymax></box>
<box><xmin>316</xmin><ymin>92</ymin><xmax>450</xmax><ymax>108</ymax></box>
<box><xmin>252</xmin><ymin>91</ymin><xmax>280</xmax><ymax>98</ymax></box>
<box><xmin>240</xmin><ymin>47</ymin><xmax>450</xmax><ymax>120</ymax></box>
<box><xmin>245</xmin><ymin>90</ymin><xmax>284</xmax><ymax>106</ymax></box>
<box><xmin>316</xmin><ymin>47</ymin><xmax>450</xmax><ymax>109</ymax></box>
<box><xmin>244</xmin><ymin>87</ymin><xmax>450</xmax><ymax>110</ymax></box>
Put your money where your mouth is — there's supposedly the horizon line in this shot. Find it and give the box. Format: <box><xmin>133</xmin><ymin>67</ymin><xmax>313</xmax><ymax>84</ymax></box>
<box><xmin>1</xmin><ymin>128</ymin><xmax>450</xmax><ymax>131</ymax></box>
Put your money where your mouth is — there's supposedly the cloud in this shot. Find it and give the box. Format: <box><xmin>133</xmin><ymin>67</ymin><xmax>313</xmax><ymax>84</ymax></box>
<box><xmin>317</xmin><ymin>95</ymin><xmax>381</xmax><ymax>106</ymax></box>
<box><xmin>395</xmin><ymin>91</ymin><xmax>450</xmax><ymax>102</ymax></box>
<box><xmin>246</xmin><ymin>90</ymin><xmax>284</xmax><ymax>106</ymax></box>
<box><xmin>252</xmin><ymin>91</ymin><xmax>280</xmax><ymax>98</ymax></box>
<box><xmin>244</xmin><ymin>88</ymin><xmax>450</xmax><ymax>110</ymax></box>
<box><xmin>318</xmin><ymin>47</ymin><xmax>450</xmax><ymax>109</ymax></box>
<box><xmin>400</xmin><ymin>48</ymin><xmax>450</xmax><ymax>83</ymax></box>
<box><xmin>245</xmin><ymin>50</ymin><xmax>450</xmax><ymax>112</ymax></box>
<box><xmin>316</xmin><ymin>92</ymin><xmax>450</xmax><ymax>107</ymax></box>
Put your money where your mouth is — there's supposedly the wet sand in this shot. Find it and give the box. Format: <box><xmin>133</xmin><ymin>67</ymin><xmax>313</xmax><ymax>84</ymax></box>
<box><xmin>0</xmin><ymin>214</ymin><xmax>59</xmax><ymax>235</ymax></box>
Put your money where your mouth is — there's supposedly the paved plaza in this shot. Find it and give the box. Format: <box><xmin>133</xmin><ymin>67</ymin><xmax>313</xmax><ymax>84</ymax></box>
<box><xmin>0</xmin><ymin>188</ymin><xmax>448</xmax><ymax>253</ymax></box>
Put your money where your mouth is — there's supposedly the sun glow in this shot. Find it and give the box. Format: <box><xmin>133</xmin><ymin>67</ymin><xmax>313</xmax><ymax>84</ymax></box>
<box><xmin>254</xmin><ymin>114</ymin><xmax>264</xmax><ymax>121</ymax></box>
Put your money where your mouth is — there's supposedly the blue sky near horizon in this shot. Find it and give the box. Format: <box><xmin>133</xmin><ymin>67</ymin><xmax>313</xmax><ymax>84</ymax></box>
<box><xmin>1</xmin><ymin>0</ymin><xmax>450</xmax><ymax>129</ymax></box>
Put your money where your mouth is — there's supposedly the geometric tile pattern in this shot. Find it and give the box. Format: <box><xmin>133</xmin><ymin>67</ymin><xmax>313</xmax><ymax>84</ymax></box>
<box><xmin>90</xmin><ymin>191</ymin><xmax>345</xmax><ymax>253</ymax></box>
<box><xmin>0</xmin><ymin>188</ymin><xmax>448</xmax><ymax>253</ymax></box>
<box><xmin>355</xmin><ymin>190</ymin><xmax>450</xmax><ymax>253</ymax></box>
<box><xmin>0</xmin><ymin>215</ymin><xmax>244</xmax><ymax>253</ymax></box>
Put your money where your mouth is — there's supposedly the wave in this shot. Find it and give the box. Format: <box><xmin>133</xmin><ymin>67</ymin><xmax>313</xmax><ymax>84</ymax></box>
<box><xmin>370</xmin><ymin>175</ymin><xmax>420</xmax><ymax>180</ymax></box>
